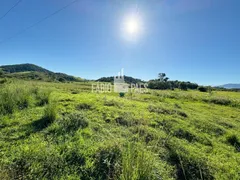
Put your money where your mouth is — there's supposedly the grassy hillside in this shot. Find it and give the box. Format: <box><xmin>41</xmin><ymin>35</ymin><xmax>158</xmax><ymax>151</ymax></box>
<box><xmin>0</xmin><ymin>64</ymin><xmax>83</xmax><ymax>82</ymax></box>
<box><xmin>0</xmin><ymin>63</ymin><xmax>51</xmax><ymax>74</ymax></box>
<box><xmin>0</xmin><ymin>79</ymin><xmax>240</xmax><ymax>179</ymax></box>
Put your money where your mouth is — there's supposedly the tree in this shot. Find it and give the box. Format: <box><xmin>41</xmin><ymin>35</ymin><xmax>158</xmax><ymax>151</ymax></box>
<box><xmin>179</xmin><ymin>82</ymin><xmax>188</xmax><ymax>91</ymax></box>
<box><xmin>158</xmin><ymin>73</ymin><xmax>169</xmax><ymax>82</ymax></box>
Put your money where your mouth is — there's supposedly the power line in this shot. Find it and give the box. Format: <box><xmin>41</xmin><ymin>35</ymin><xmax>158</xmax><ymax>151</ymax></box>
<box><xmin>0</xmin><ymin>0</ymin><xmax>80</xmax><ymax>45</ymax></box>
<box><xmin>0</xmin><ymin>0</ymin><xmax>22</xmax><ymax>21</ymax></box>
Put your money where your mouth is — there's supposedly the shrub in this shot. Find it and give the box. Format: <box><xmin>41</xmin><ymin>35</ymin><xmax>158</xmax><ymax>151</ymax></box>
<box><xmin>58</xmin><ymin>77</ymin><xmax>66</xmax><ymax>82</ymax></box>
<box><xmin>179</xmin><ymin>82</ymin><xmax>188</xmax><ymax>91</ymax></box>
<box><xmin>119</xmin><ymin>92</ymin><xmax>125</xmax><ymax>97</ymax></box>
<box><xmin>198</xmin><ymin>86</ymin><xmax>208</xmax><ymax>92</ymax></box>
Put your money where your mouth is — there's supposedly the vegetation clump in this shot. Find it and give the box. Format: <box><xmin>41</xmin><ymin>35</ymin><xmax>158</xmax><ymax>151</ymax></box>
<box><xmin>93</xmin><ymin>144</ymin><xmax>122</xmax><ymax>179</ymax></box>
<box><xmin>226</xmin><ymin>134</ymin><xmax>240</xmax><ymax>152</ymax></box>
<box><xmin>44</xmin><ymin>101</ymin><xmax>58</xmax><ymax>124</ymax></box>
<box><xmin>198</xmin><ymin>86</ymin><xmax>208</xmax><ymax>92</ymax></box>
<box><xmin>148</xmin><ymin>105</ymin><xmax>187</xmax><ymax>118</ymax></box>
<box><xmin>76</xmin><ymin>103</ymin><xmax>92</xmax><ymax>110</ymax></box>
<box><xmin>56</xmin><ymin>112</ymin><xmax>89</xmax><ymax>134</ymax></box>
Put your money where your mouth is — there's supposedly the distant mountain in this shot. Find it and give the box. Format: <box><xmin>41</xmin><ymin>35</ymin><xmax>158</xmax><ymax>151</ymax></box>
<box><xmin>97</xmin><ymin>76</ymin><xmax>145</xmax><ymax>84</ymax></box>
<box><xmin>0</xmin><ymin>63</ymin><xmax>83</xmax><ymax>82</ymax></box>
<box><xmin>0</xmin><ymin>63</ymin><xmax>51</xmax><ymax>74</ymax></box>
<box><xmin>219</xmin><ymin>84</ymin><xmax>240</xmax><ymax>89</ymax></box>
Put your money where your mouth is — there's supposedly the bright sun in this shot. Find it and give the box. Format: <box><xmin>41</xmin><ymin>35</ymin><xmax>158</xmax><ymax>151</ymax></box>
<box><xmin>125</xmin><ymin>17</ymin><xmax>140</xmax><ymax>35</ymax></box>
<box><xmin>122</xmin><ymin>15</ymin><xmax>142</xmax><ymax>40</ymax></box>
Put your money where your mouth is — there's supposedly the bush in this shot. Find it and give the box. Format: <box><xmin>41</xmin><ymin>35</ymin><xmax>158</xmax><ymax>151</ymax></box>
<box><xmin>179</xmin><ymin>82</ymin><xmax>188</xmax><ymax>91</ymax></box>
<box><xmin>198</xmin><ymin>86</ymin><xmax>208</xmax><ymax>92</ymax></box>
<box><xmin>58</xmin><ymin>77</ymin><xmax>66</xmax><ymax>82</ymax></box>
<box><xmin>119</xmin><ymin>92</ymin><xmax>125</xmax><ymax>97</ymax></box>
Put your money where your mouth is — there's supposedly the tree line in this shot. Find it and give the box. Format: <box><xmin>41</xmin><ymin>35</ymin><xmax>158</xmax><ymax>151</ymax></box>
<box><xmin>148</xmin><ymin>73</ymin><xmax>199</xmax><ymax>90</ymax></box>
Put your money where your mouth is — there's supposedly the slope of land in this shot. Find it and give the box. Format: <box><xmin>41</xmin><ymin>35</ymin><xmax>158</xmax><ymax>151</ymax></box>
<box><xmin>0</xmin><ymin>63</ymin><xmax>83</xmax><ymax>82</ymax></box>
<box><xmin>0</xmin><ymin>79</ymin><xmax>239</xmax><ymax>179</ymax></box>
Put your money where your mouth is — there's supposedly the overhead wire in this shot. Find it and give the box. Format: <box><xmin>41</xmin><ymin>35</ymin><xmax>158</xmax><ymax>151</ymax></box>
<box><xmin>0</xmin><ymin>0</ymin><xmax>80</xmax><ymax>45</ymax></box>
<box><xmin>0</xmin><ymin>0</ymin><xmax>22</xmax><ymax>21</ymax></box>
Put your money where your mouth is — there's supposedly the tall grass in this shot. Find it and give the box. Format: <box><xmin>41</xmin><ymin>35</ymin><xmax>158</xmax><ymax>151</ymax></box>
<box><xmin>0</xmin><ymin>84</ymin><xmax>33</xmax><ymax>115</ymax></box>
<box><xmin>121</xmin><ymin>142</ymin><xmax>160</xmax><ymax>180</ymax></box>
<box><xmin>0</xmin><ymin>82</ymin><xmax>52</xmax><ymax>116</ymax></box>
<box><xmin>44</xmin><ymin>101</ymin><xmax>58</xmax><ymax>124</ymax></box>
<box><xmin>56</xmin><ymin>112</ymin><xmax>89</xmax><ymax>134</ymax></box>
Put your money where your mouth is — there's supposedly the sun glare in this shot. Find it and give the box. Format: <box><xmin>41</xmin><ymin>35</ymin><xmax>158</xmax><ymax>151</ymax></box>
<box><xmin>122</xmin><ymin>14</ymin><xmax>143</xmax><ymax>41</ymax></box>
<box><xmin>125</xmin><ymin>17</ymin><xmax>140</xmax><ymax>35</ymax></box>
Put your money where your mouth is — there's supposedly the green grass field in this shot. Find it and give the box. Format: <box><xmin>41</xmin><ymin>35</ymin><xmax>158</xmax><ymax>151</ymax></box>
<box><xmin>0</xmin><ymin>80</ymin><xmax>240</xmax><ymax>179</ymax></box>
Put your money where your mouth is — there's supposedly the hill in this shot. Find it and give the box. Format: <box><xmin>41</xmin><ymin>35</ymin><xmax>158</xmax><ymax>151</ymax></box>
<box><xmin>219</xmin><ymin>84</ymin><xmax>240</xmax><ymax>89</ymax></box>
<box><xmin>0</xmin><ymin>63</ymin><xmax>51</xmax><ymax>74</ymax></box>
<box><xmin>0</xmin><ymin>63</ymin><xmax>83</xmax><ymax>82</ymax></box>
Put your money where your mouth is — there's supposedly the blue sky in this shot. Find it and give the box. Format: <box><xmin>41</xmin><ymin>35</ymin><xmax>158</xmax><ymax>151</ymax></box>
<box><xmin>0</xmin><ymin>0</ymin><xmax>239</xmax><ymax>85</ymax></box>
